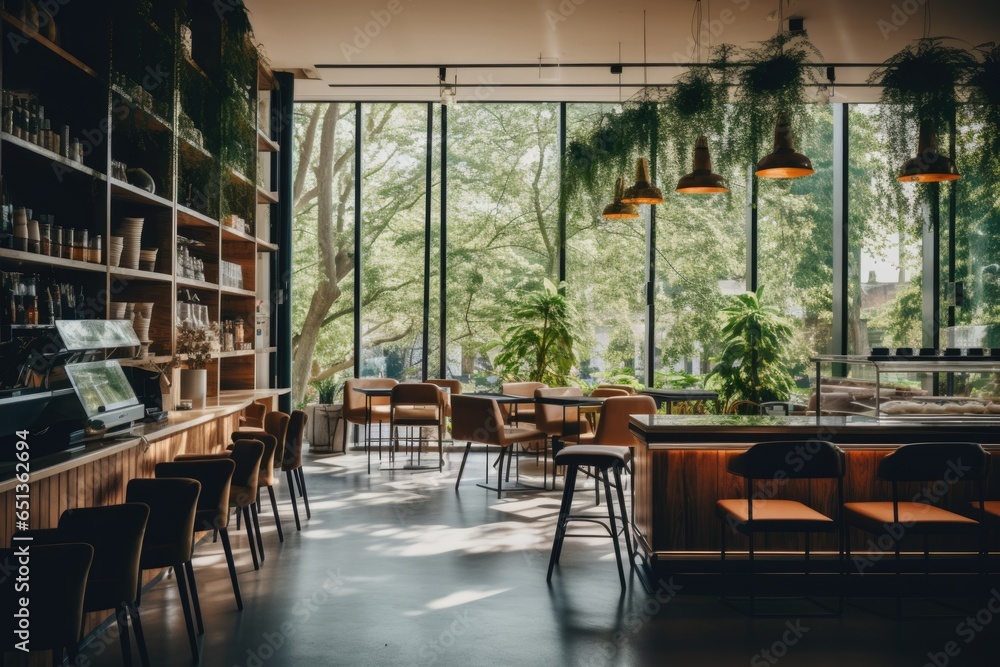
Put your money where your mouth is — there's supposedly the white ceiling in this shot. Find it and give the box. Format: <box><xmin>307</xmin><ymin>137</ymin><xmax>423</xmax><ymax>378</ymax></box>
<box><xmin>244</xmin><ymin>0</ymin><xmax>1000</xmax><ymax>103</ymax></box>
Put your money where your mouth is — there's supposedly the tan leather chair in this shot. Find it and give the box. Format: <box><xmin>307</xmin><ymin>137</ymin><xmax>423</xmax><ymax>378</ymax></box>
<box><xmin>501</xmin><ymin>381</ymin><xmax>547</xmax><ymax>424</ymax></box>
<box><xmin>343</xmin><ymin>378</ymin><xmax>398</xmax><ymax>464</ymax></box>
<box><xmin>389</xmin><ymin>383</ymin><xmax>445</xmax><ymax>472</ymax></box>
<box><xmin>563</xmin><ymin>395</ymin><xmax>657</xmax><ymax>448</ymax></box>
<box><xmin>596</xmin><ymin>383</ymin><xmax>636</xmax><ymax>395</ymax></box>
<box><xmin>452</xmin><ymin>394</ymin><xmax>547</xmax><ymax>498</ymax></box>
<box><xmin>591</xmin><ymin>387</ymin><xmax>630</xmax><ymax>398</ymax></box>
<box><xmin>427</xmin><ymin>378</ymin><xmax>462</xmax><ymax>417</ymax></box>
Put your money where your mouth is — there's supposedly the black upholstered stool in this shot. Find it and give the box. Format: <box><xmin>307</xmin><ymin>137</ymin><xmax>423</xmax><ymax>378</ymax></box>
<box><xmin>546</xmin><ymin>445</ymin><xmax>635</xmax><ymax>590</ymax></box>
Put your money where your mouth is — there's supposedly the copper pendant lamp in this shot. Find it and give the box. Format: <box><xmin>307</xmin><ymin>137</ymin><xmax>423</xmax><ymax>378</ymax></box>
<box><xmin>602</xmin><ymin>177</ymin><xmax>640</xmax><ymax>219</ymax></box>
<box><xmin>676</xmin><ymin>136</ymin><xmax>728</xmax><ymax>194</ymax></box>
<box><xmin>897</xmin><ymin>121</ymin><xmax>960</xmax><ymax>182</ymax></box>
<box><xmin>621</xmin><ymin>157</ymin><xmax>664</xmax><ymax>205</ymax></box>
<box><xmin>755</xmin><ymin>115</ymin><xmax>814</xmax><ymax>179</ymax></box>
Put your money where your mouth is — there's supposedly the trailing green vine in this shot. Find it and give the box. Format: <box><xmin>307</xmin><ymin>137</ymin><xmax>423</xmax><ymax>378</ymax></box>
<box><xmin>968</xmin><ymin>42</ymin><xmax>1000</xmax><ymax>181</ymax></box>
<box><xmin>732</xmin><ymin>32</ymin><xmax>822</xmax><ymax>165</ymax></box>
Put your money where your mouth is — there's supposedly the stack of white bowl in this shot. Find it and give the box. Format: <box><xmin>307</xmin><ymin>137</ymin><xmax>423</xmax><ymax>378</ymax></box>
<box><xmin>116</xmin><ymin>217</ymin><xmax>144</xmax><ymax>270</ymax></box>
<box><xmin>139</xmin><ymin>248</ymin><xmax>158</xmax><ymax>272</ymax></box>
<box><xmin>108</xmin><ymin>235</ymin><xmax>124</xmax><ymax>268</ymax></box>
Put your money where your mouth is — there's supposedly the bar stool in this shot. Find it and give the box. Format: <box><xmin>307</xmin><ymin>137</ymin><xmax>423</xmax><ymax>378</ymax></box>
<box><xmin>234</xmin><ymin>410</ymin><xmax>290</xmax><ymax>472</ymax></box>
<box><xmin>230</xmin><ymin>431</ymin><xmax>284</xmax><ymax>542</ymax></box>
<box><xmin>546</xmin><ymin>445</ymin><xmax>635</xmax><ymax>591</ymax></box>
<box><xmin>16</xmin><ymin>503</ymin><xmax>151</xmax><ymax>667</ymax></box>
<box><xmin>126</xmin><ymin>478</ymin><xmax>202</xmax><ymax>661</ymax></box>
<box><xmin>0</xmin><ymin>543</ymin><xmax>93</xmax><ymax>664</ymax></box>
<box><xmin>155</xmin><ymin>458</ymin><xmax>243</xmax><ymax>611</ymax></box>
<box><xmin>283</xmin><ymin>410</ymin><xmax>310</xmax><ymax>530</ymax></box>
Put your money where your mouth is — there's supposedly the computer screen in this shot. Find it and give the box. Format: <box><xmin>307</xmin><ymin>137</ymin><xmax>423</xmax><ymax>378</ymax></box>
<box><xmin>56</xmin><ymin>320</ymin><xmax>140</xmax><ymax>351</ymax></box>
<box><xmin>64</xmin><ymin>360</ymin><xmax>141</xmax><ymax>418</ymax></box>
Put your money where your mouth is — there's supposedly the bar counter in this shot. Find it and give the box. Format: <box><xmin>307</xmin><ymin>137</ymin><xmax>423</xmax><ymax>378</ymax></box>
<box><xmin>628</xmin><ymin>414</ymin><xmax>1000</xmax><ymax>565</ymax></box>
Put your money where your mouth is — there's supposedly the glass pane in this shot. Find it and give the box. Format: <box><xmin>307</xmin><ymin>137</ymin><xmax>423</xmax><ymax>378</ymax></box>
<box><xmin>445</xmin><ymin>104</ymin><xmax>560</xmax><ymax>390</ymax></box>
<box><xmin>359</xmin><ymin>103</ymin><xmax>429</xmax><ymax>381</ymax></box>
<box><xmin>290</xmin><ymin>102</ymin><xmax>356</xmax><ymax>404</ymax></box>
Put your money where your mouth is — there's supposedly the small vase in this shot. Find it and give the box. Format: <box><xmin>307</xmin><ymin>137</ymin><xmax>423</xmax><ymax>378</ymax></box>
<box><xmin>180</xmin><ymin>368</ymin><xmax>207</xmax><ymax>410</ymax></box>
<box><xmin>127</xmin><ymin>168</ymin><xmax>156</xmax><ymax>194</ymax></box>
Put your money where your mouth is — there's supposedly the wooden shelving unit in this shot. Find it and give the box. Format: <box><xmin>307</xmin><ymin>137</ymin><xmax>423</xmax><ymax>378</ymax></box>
<box><xmin>0</xmin><ymin>3</ymin><xmax>282</xmax><ymax>402</ymax></box>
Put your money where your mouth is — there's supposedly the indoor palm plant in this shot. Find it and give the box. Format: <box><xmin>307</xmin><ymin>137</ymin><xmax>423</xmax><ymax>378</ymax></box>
<box><xmin>493</xmin><ymin>280</ymin><xmax>577</xmax><ymax>385</ymax></box>
<box><xmin>707</xmin><ymin>288</ymin><xmax>795</xmax><ymax>411</ymax></box>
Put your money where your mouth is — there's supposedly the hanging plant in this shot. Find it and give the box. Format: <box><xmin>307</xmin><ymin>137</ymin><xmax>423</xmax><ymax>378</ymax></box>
<box><xmin>564</xmin><ymin>100</ymin><xmax>662</xmax><ymax>201</ymax></box>
<box><xmin>968</xmin><ymin>42</ymin><xmax>1000</xmax><ymax>179</ymax></box>
<box><xmin>662</xmin><ymin>45</ymin><xmax>735</xmax><ymax>176</ymax></box>
<box><xmin>218</xmin><ymin>0</ymin><xmax>262</xmax><ymax>175</ymax></box>
<box><xmin>869</xmin><ymin>37</ymin><xmax>975</xmax><ymax>167</ymax></box>
<box><xmin>732</xmin><ymin>32</ymin><xmax>823</xmax><ymax>165</ymax></box>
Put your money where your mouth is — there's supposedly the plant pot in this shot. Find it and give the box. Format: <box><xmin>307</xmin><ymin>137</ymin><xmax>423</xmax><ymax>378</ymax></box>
<box><xmin>179</xmin><ymin>368</ymin><xmax>207</xmax><ymax>410</ymax></box>
<box><xmin>305</xmin><ymin>403</ymin><xmax>345</xmax><ymax>454</ymax></box>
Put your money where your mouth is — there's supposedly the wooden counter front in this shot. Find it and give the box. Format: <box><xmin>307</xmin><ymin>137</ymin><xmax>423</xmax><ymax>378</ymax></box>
<box><xmin>629</xmin><ymin>415</ymin><xmax>1000</xmax><ymax>561</ymax></box>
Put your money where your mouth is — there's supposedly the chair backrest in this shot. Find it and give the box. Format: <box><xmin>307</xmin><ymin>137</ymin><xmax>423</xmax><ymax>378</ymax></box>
<box><xmin>877</xmin><ymin>442</ymin><xmax>989</xmax><ymax>484</ymax></box>
<box><xmin>243</xmin><ymin>400</ymin><xmax>268</xmax><ymax>428</ymax></box>
<box><xmin>264</xmin><ymin>410</ymin><xmax>291</xmax><ymax>465</ymax></box>
<box><xmin>502</xmin><ymin>381</ymin><xmax>547</xmax><ymax>398</ymax></box>
<box><xmin>391</xmin><ymin>382</ymin><xmax>442</xmax><ymax>407</ymax></box>
<box><xmin>230</xmin><ymin>440</ymin><xmax>265</xmax><ymax>505</ymax></box>
<box><xmin>591</xmin><ymin>387</ymin><xmax>631</xmax><ymax>398</ymax></box>
<box><xmin>596</xmin><ymin>383</ymin><xmax>636</xmax><ymax>395</ymax></box>
<box><xmin>57</xmin><ymin>503</ymin><xmax>149</xmax><ymax>611</ymax></box>
<box><xmin>451</xmin><ymin>395</ymin><xmax>507</xmax><ymax>446</ymax></box>
<box><xmin>534</xmin><ymin>386</ymin><xmax>584</xmax><ymax>435</ymax></box>
<box><xmin>282</xmin><ymin>410</ymin><xmax>308</xmax><ymax>471</ymax></box>
<box><xmin>727</xmin><ymin>441</ymin><xmax>845</xmax><ymax>480</ymax></box>
<box><xmin>156</xmin><ymin>458</ymin><xmax>236</xmax><ymax>532</ymax></box>
<box><xmin>0</xmin><ymin>543</ymin><xmax>93</xmax><ymax>654</ymax></box>
<box><xmin>726</xmin><ymin>400</ymin><xmax>765</xmax><ymax>415</ymax></box>
<box><xmin>126</xmin><ymin>477</ymin><xmax>201</xmax><ymax>569</ymax></box>
<box><xmin>426</xmin><ymin>378</ymin><xmax>462</xmax><ymax>395</ymax></box>
<box><xmin>592</xmin><ymin>395</ymin><xmax>658</xmax><ymax>447</ymax></box>
<box><xmin>343</xmin><ymin>378</ymin><xmax>398</xmax><ymax>421</ymax></box>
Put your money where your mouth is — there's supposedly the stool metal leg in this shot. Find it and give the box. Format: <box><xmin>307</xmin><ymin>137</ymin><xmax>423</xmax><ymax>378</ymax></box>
<box><xmin>612</xmin><ymin>465</ymin><xmax>635</xmax><ymax>573</ymax></box>
<box><xmin>547</xmin><ymin>465</ymin><xmax>579</xmax><ymax>582</ymax></box>
<box><xmin>602</xmin><ymin>467</ymin><xmax>626</xmax><ymax>590</ymax></box>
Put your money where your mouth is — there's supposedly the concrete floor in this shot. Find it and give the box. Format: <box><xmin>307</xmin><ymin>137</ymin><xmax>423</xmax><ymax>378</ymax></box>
<box><xmin>69</xmin><ymin>449</ymin><xmax>1000</xmax><ymax>667</ymax></box>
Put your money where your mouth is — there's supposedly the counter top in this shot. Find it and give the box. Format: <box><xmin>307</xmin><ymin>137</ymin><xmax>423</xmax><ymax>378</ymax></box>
<box><xmin>629</xmin><ymin>414</ymin><xmax>1000</xmax><ymax>449</ymax></box>
<box><xmin>0</xmin><ymin>389</ymin><xmax>287</xmax><ymax>492</ymax></box>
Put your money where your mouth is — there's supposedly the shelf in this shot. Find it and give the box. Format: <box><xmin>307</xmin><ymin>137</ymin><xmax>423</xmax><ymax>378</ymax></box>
<box><xmin>217</xmin><ymin>349</ymin><xmax>255</xmax><ymax>358</ymax></box>
<box><xmin>176</xmin><ymin>276</ymin><xmax>218</xmax><ymax>291</ymax></box>
<box><xmin>256</xmin><ymin>346</ymin><xmax>277</xmax><ymax>354</ymax></box>
<box><xmin>2</xmin><ymin>132</ymin><xmax>105</xmax><ymax>180</ymax></box>
<box><xmin>112</xmin><ymin>85</ymin><xmax>173</xmax><ymax>133</ymax></box>
<box><xmin>257</xmin><ymin>129</ymin><xmax>279</xmax><ymax>153</ymax></box>
<box><xmin>257</xmin><ymin>188</ymin><xmax>278</xmax><ymax>205</ymax></box>
<box><xmin>110</xmin><ymin>266</ymin><xmax>173</xmax><ymax>283</ymax></box>
<box><xmin>221</xmin><ymin>225</ymin><xmax>257</xmax><ymax>244</ymax></box>
<box><xmin>110</xmin><ymin>179</ymin><xmax>173</xmax><ymax>208</ymax></box>
<box><xmin>1</xmin><ymin>11</ymin><xmax>100</xmax><ymax>79</ymax></box>
<box><xmin>220</xmin><ymin>285</ymin><xmax>256</xmax><ymax>298</ymax></box>
<box><xmin>178</xmin><ymin>135</ymin><xmax>213</xmax><ymax>163</ymax></box>
<box><xmin>256</xmin><ymin>238</ymin><xmax>278</xmax><ymax>252</ymax></box>
<box><xmin>228</xmin><ymin>169</ymin><xmax>254</xmax><ymax>188</ymax></box>
<box><xmin>177</xmin><ymin>206</ymin><xmax>220</xmax><ymax>229</ymax></box>
<box><xmin>0</xmin><ymin>247</ymin><xmax>106</xmax><ymax>273</ymax></box>
<box><xmin>118</xmin><ymin>355</ymin><xmax>174</xmax><ymax>367</ymax></box>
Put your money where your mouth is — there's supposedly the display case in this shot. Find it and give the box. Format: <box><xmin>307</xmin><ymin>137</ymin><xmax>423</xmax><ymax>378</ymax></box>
<box><xmin>811</xmin><ymin>355</ymin><xmax>1000</xmax><ymax>424</ymax></box>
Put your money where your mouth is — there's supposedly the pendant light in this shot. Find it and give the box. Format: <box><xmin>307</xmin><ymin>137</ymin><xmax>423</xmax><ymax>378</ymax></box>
<box><xmin>676</xmin><ymin>135</ymin><xmax>728</xmax><ymax>193</ymax></box>
<box><xmin>622</xmin><ymin>157</ymin><xmax>664</xmax><ymax>204</ymax></box>
<box><xmin>602</xmin><ymin>177</ymin><xmax>640</xmax><ymax>219</ymax></box>
<box><xmin>897</xmin><ymin>120</ymin><xmax>959</xmax><ymax>182</ymax></box>
<box><xmin>755</xmin><ymin>114</ymin><xmax>814</xmax><ymax>179</ymax></box>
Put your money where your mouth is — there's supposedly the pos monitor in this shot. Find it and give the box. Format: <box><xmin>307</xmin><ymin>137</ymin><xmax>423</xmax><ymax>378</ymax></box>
<box><xmin>64</xmin><ymin>359</ymin><xmax>146</xmax><ymax>432</ymax></box>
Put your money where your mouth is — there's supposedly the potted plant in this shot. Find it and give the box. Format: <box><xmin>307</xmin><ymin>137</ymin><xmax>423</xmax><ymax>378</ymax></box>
<box><xmin>493</xmin><ymin>280</ymin><xmax>577</xmax><ymax>386</ymax></box>
<box><xmin>707</xmin><ymin>287</ymin><xmax>795</xmax><ymax>412</ymax></box>
<box><xmin>174</xmin><ymin>323</ymin><xmax>218</xmax><ymax>409</ymax></box>
<box><xmin>306</xmin><ymin>377</ymin><xmax>346</xmax><ymax>455</ymax></box>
